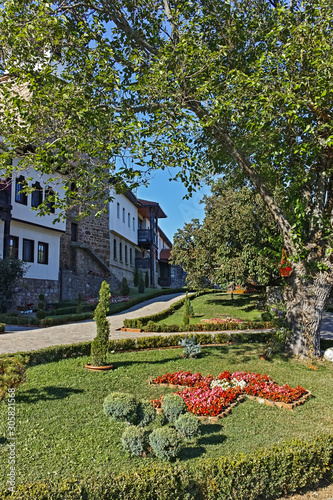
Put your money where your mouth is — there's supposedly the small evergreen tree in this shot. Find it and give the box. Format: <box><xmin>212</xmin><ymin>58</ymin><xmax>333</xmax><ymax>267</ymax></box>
<box><xmin>145</xmin><ymin>271</ymin><xmax>149</xmax><ymax>289</ymax></box>
<box><xmin>76</xmin><ymin>293</ymin><xmax>82</xmax><ymax>314</ymax></box>
<box><xmin>183</xmin><ymin>291</ymin><xmax>190</xmax><ymax>325</ymax></box>
<box><xmin>91</xmin><ymin>281</ymin><xmax>110</xmax><ymax>366</ymax></box>
<box><xmin>120</xmin><ymin>277</ymin><xmax>130</xmax><ymax>296</ymax></box>
<box><xmin>138</xmin><ymin>271</ymin><xmax>145</xmax><ymax>293</ymax></box>
<box><xmin>133</xmin><ymin>268</ymin><xmax>139</xmax><ymax>287</ymax></box>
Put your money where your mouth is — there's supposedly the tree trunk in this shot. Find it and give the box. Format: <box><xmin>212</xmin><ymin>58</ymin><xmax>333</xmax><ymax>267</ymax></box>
<box><xmin>284</xmin><ymin>264</ymin><xmax>333</xmax><ymax>358</ymax></box>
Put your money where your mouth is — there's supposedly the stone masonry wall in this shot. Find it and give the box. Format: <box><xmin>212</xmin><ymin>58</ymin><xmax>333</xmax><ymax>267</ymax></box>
<box><xmin>170</xmin><ymin>265</ymin><xmax>187</xmax><ymax>288</ymax></box>
<box><xmin>13</xmin><ymin>277</ymin><xmax>60</xmax><ymax>309</ymax></box>
<box><xmin>60</xmin><ymin>270</ymin><xmax>119</xmax><ymax>301</ymax></box>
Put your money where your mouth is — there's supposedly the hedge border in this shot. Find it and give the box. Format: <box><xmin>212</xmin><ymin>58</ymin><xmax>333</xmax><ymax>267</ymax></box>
<box><xmin>0</xmin><ymin>435</ymin><xmax>332</xmax><ymax>499</ymax></box>
<box><xmin>0</xmin><ymin>331</ymin><xmax>273</xmax><ymax>367</ymax></box>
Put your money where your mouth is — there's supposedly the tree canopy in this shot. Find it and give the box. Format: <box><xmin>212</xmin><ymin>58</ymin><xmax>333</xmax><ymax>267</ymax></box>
<box><xmin>171</xmin><ymin>181</ymin><xmax>282</xmax><ymax>288</ymax></box>
<box><xmin>0</xmin><ymin>0</ymin><xmax>332</xmax><ymax>356</ymax></box>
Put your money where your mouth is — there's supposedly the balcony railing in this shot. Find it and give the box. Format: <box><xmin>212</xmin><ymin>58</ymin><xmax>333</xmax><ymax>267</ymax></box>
<box><xmin>138</xmin><ymin>229</ymin><xmax>152</xmax><ymax>245</ymax></box>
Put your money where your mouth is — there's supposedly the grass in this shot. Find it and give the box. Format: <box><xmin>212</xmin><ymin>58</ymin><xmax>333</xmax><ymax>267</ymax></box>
<box><xmin>1</xmin><ymin>344</ymin><xmax>332</xmax><ymax>486</ymax></box>
<box><xmin>158</xmin><ymin>292</ymin><xmax>263</xmax><ymax>325</ymax></box>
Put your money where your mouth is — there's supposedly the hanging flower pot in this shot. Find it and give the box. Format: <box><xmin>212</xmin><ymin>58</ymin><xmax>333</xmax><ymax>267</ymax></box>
<box><xmin>280</xmin><ymin>266</ymin><xmax>292</xmax><ymax>277</ymax></box>
<box><xmin>279</xmin><ymin>248</ymin><xmax>292</xmax><ymax>277</ymax></box>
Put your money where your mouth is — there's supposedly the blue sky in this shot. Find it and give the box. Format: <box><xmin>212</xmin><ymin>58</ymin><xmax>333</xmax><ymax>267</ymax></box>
<box><xmin>136</xmin><ymin>169</ymin><xmax>211</xmax><ymax>242</ymax></box>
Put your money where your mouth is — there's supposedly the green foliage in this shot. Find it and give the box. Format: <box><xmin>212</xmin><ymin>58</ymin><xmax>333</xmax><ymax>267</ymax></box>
<box><xmin>179</xmin><ymin>334</ymin><xmax>202</xmax><ymax>358</ymax></box>
<box><xmin>133</xmin><ymin>268</ymin><xmax>139</xmax><ymax>287</ymax></box>
<box><xmin>121</xmin><ymin>426</ymin><xmax>148</xmax><ymax>457</ymax></box>
<box><xmin>136</xmin><ymin>400</ymin><xmax>156</xmax><ymax>427</ymax></box>
<box><xmin>0</xmin><ymin>355</ymin><xmax>28</xmax><ymax>401</ymax></box>
<box><xmin>183</xmin><ymin>291</ymin><xmax>190</xmax><ymax>325</ymax></box>
<box><xmin>36</xmin><ymin>310</ymin><xmax>46</xmax><ymax>320</ymax></box>
<box><xmin>103</xmin><ymin>392</ymin><xmax>137</xmax><ymax>424</ymax></box>
<box><xmin>0</xmin><ymin>435</ymin><xmax>332</xmax><ymax>499</ymax></box>
<box><xmin>174</xmin><ymin>413</ymin><xmax>201</xmax><ymax>441</ymax></box>
<box><xmin>120</xmin><ymin>277</ymin><xmax>130</xmax><ymax>296</ymax></box>
<box><xmin>161</xmin><ymin>394</ymin><xmax>187</xmax><ymax>423</ymax></box>
<box><xmin>0</xmin><ymin>258</ymin><xmax>26</xmax><ymax>313</ymax></box>
<box><xmin>76</xmin><ymin>294</ymin><xmax>82</xmax><ymax>314</ymax></box>
<box><xmin>0</xmin><ymin>323</ymin><xmax>5</xmax><ymax>333</ymax></box>
<box><xmin>138</xmin><ymin>271</ymin><xmax>145</xmax><ymax>294</ymax></box>
<box><xmin>145</xmin><ymin>271</ymin><xmax>149</xmax><ymax>289</ymax></box>
<box><xmin>91</xmin><ymin>281</ymin><xmax>110</xmax><ymax>366</ymax></box>
<box><xmin>149</xmin><ymin>427</ymin><xmax>182</xmax><ymax>461</ymax></box>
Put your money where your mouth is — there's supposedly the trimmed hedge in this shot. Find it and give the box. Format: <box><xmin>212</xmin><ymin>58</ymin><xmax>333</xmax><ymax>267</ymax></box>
<box><xmin>1</xmin><ymin>331</ymin><xmax>273</xmax><ymax>367</ymax></box>
<box><xmin>0</xmin><ymin>435</ymin><xmax>332</xmax><ymax>499</ymax></box>
<box><xmin>0</xmin><ymin>314</ymin><xmax>40</xmax><ymax>326</ymax></box>
<box><xmin>142</xmin><ymin>320</ymin><xmax>275</xmax><ymax>333</ymax></box>
<box><xmin>0</xmin><ymin>323</ymin><xmax>5</xmax><ymax>333</ymax></box>
<box><xmin>123</xmin><ymin>289</ymin><xmax>217</xmax><ymax>328</ymax></box>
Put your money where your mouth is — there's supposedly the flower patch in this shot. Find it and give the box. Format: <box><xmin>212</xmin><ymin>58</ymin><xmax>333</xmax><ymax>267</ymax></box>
<box><xmin>150</xmin><ymin>370</ymin><xmax>310</xmax><ymax>418</ymax></box>
<box><xmin>201</xmin><ymin>317</ymin><xmax>244</xmax><ymax>324</ymax></box>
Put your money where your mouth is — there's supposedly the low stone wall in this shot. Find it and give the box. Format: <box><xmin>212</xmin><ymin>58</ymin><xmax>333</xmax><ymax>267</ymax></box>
<box><xmin>60</xmin><ymin>270</ymin><xmax>120</xmax><ymax>301</ymax></box>
<box><xmin>14</xmin><ymin>278</ymin><xmax>60</xmax><ymax>309</ymax></box>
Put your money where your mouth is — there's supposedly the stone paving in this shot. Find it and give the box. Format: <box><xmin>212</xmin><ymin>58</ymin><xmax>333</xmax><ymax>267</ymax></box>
<box><xmin>0</xmin><ymin>293</ymin><xmax>332</xmax><ymax>355</ymax></box>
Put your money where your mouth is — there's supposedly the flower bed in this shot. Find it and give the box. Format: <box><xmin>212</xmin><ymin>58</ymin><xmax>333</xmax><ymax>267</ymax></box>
<box><xmin>201</xmin><ymin>317</ymin><xmax>244</xmax><ymax>324</ymax></box>
<box><xmin>83</xmin><ymin>295</ymin><xmax>130</xmax><ymax>305</ymax></box>
<box><xmin>150</xmin><ymin>370</ymin><xmax>310</xmax><ymax>420</ymax></box>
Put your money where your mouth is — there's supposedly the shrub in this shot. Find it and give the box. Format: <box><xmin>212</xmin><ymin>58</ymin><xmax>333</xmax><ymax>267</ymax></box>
<box><xmin>121</xmin><ymin>426</ymin><xmax>148</xmax><ymax>457</ymax></box>
<box><xmin>175</xmin><ymin>412</ymin><xmax>201</xmax><ymax>441</ymax></box>
<box><xmin>36</xmin><ymin>310</ymin><xmax>46</xmax><ymax>320</ymax></box>
<box><xmin>0</xmin><ymin>258</ymin><xmax>27</xmax><ymax>313</ymax></box>
<box><xmin>76</xmin><ymin>293</ymin><xmax>83</xmax><ymax>314</ymax></box>
<box><xmin>179</xmin><ymin>334</ymin><xmax>201</xmax><ymax>358</ymax></box>
<box><xmin>0</xmin><ymin>355</ymin><xmax>28</xmax><ymax>401</ymax></box>
<box><xmin>261</xmin><ymin>311</ymin><xmax>272</xmax><ymax>321</ymax></box>
<box><xmin>149</xmin><ymin>427</ymin><xmax>182</xmax><ymax>460</ymax></box>
<box><xmin>91</xmin><ymin>281</ymin><xmax>110</xmax><ymax>366</ymax></box>
<box><xmin>120</xmin><ymin>277</ymin><xmax>130</xmax><ymax>296</ymax></box>
<box><xmin>161</xmin><ymin>394</ymin><xmax>187</xmax><ymax>423</ymax></box>
<box><xmin>138</xmin><ymin>271</ymin><xmax>145</xmax><ymax>293</ymax></box>
<box><xmin>136</xmin><ymin>400</ymin><xmax>156</xmax><ymax>427</ymax></box>
<box><xmin>133</xmin><ymin>267</ymin><xmax>139</xmax><ymax>287</ymax></box>
<box><xmin>103</xmin><ymin>392</ymin><xmax>138</xmax><ymax>424</ymax></box>
<box><xmin>0</xmin><ymin>323</ymin><xmax>5</xmax><ymax>333</ymax></box>
<box><xmin>145</xmin><ymin>271</ymin><xmax>149</xmax><ymax>289</ymax></box>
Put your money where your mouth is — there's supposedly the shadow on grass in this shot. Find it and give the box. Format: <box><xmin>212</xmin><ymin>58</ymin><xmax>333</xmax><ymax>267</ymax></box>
<box><xmin>0</xmin><ymin>437</ymin><xmax>8</xmax><ymax>445</ymax></box>
<box><xmin>179</xmin><ymin>445</ymin><xmax>206</xmax><ymax>460</ymax></box>
<box><xmin>179</xmin><ymin>423</ymin><xmax>226</xmax><ymax>460</ymax></box>
<box><xmin>16</xmin><ymin>386</ymin><xmax>84</xmax><ymax>404</ymax></box>
<box><xmin>205</xmin><ymin>296</ymin><xmax>259</xmax><ymax>313</ymax></box>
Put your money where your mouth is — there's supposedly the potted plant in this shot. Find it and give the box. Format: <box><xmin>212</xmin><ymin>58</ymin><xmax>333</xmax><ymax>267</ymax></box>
<box><xmin>279</xmin><ymin>248</ymin><xmax>292</xmax><ymax>277</ymax></box>
<box><xmin>85</xmin><ymin>281</ymin><xmax>113</xmax><ymax>371</ymax></box>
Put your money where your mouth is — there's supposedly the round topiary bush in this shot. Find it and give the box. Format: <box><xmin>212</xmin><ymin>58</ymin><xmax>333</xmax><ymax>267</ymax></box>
<box><xmin>149</xmin><ymin>427</ymin><xmax>182</xmax><ymax>460</ymax></box>
<box><xmin>121</xmin><ymin>426</ymin><xmax>148</xmax><ymax>456</ymax></box>
<box><xmin>103</xmin><ymin>392</ymin><xmax>137</xmax><ymax>424</ymax></box>
<box><xmin>161</xmin><ymin>394</ymin><xmax>187</xmax><ymax>423</ymax></box>
<box><xmin>174</xmin><ymin>412</ymin><xmax>201</xmax><ymax>441</ymax></box>
<box><xmin>136</xmin><ymin>400</ymin><xmax>156</xmax><ymax>427</ymax></box>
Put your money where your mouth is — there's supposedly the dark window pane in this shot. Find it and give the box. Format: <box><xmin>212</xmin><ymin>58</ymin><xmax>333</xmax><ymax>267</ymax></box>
<box><xmin>23</xmin><ymin>239</ymin><xmax>34</xmax><ymax>262</ymax></box>
<box><xmin>31</xmin><ymin>182</ymin><xmax>43</xmax><ymax>208</ymax></box>
<box><xmin>9</xmin><ymin>236</ymin><xmax>19</xmax><ymax>259</ymax></box>
<box><xmin>45</xmin><ymin>188</ymin><xmax>55</xmax><ymax>214</ymax></box>
<box><xmin>15</xmin><ymin>176</ymin><xmax>27</xmax><ymax>205</ymax></box>
<box><xmin>38</xmin><ymin>242</ymin><xmax>48</xmax><ymax>264</ymax></box>
<box><xmin>71</xmin><ymin>223</ymin><xmax>78</xmax><ymax>242</ymax></box>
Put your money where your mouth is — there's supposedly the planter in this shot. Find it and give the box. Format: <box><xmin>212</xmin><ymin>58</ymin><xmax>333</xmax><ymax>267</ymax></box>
<box><xmin>84</xmin><ymin>363</ymin><xmax>114</xmax><ymax>371</ymax></box>
<box><xmin>246</xmin><ymin>391</ymin><xmax>311</xmax><ymax>410</ymax></box>
<box><xmin>121</xmin><ymin>327</ymin><xmax>142</xmax><ymax>333</ymax></box>
<box><xmin>279</xmin><ymin>266</ymin><xmax>291</xmax><ymax>277</ymax></box>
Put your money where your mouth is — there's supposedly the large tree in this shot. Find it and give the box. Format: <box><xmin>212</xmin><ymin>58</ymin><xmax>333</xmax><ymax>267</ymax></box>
<box><xmin>171</xmin><ymin>181</ymin><xmax>282</xmax><ymax>288</ymax></box>
<box><xmin>0</xmin><ymin>0</ymin><xmax>332</xmax><ymax>357</ymax></box>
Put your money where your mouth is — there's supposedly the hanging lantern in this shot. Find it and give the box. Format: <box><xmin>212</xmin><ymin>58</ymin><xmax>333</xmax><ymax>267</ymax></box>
<box><xmin>279</xmin><ymin>248</ymin><xmax>291</xmax><ymax>277</ymax></box>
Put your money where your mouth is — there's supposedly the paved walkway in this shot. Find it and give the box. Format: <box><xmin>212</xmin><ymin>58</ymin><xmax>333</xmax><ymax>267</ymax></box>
<box><xmin>1</xmin><ymin>293</ymin><xmax>332</xmax><ymax>355</ymax></box>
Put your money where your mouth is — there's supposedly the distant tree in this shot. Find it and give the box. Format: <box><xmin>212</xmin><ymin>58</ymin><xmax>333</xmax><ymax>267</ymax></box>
<box><xmin>171</xmin><ymin>181</ymin><xmax>281</xmax><ymax>289</ymax></box>
<box><xmin>145</xmin><ymin>271</ymin><xmax>149</xmax><ymax>289</ymax></box>
<box><xmin>0</xmin><ymin>259</ymin><xmax>27</xmax><ymax>313</ymax></box>
<box><xmin>138</xmin><ymin>271</ymin><xmax>145</xmax><ymax>294</ymax></box>
<box><xmin>133</xmin><ymin>268</ymin><xmax>139</xmax><ymax>288</ymax></box>
<box><xmin>120</xmin><ymin>277</ymin><xmax>130</xmax><ymax>296</ymax></box>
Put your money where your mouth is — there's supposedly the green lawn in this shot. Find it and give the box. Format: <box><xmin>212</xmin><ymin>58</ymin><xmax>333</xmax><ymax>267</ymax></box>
<box><xmin>158</xmin><ymin>292</ymin><xmax>263</xmax><ymax>325</ymax></box>
<box><xmin>1</xmin><ymin>344</ymin><xmax>332</xmax><ymax>486</ymax></box>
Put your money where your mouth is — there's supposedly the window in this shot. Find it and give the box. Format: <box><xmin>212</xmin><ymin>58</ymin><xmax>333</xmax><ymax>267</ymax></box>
<box><xmin>130</xmin><ymin>247</ymin><xmax>133</xmax><ymax>266</ymax></box>
<box><xmin>45</xmin><ymin>188</ymin><xmax>55</xmax><ymax>214</ymax></box>
<box><xmin>125</xmin><ymin>245</ymin><xmax>128</xmax><ymax>264</ymax></box>
<box><xmin>128</xmin><ymin>212</ymin><xmax>130</xmax><ymax>227</ymax></box>
<box><xmin>113</xmin><ymin>239</ymin><xmax>117</xmax><ymax>260</ymax></box>
<box><xmin>9</xmin><ymin>236</ymin><xmax>19</xmax><ymax>259</ymax></box>
<box><xmin>117</xmin><ymin>202</ymin><xmax>120</xmax><ymax>218</ymax></box>
<box><xmin>119</xmin><ymin>242</ymin><xmax>123</xmax><ymax>262</ymax></box>
<box><xmin>23</xmin><ymin>239</ymin><xmax>34</xmax><ymax>262</ymax></box>
<box><xmin>133</xmin><ymin>217</ymin><xmax>135</xmax><ymax>231</ymax></box>
<box><xmin>71</xmin><ymin>223</ymin><xmax>78</xmax><ymax>242</ymax></box>
<box><xmin>15</xmin><ymin>176</ymin><xmax>27</xmax><ymax>205</ymax></box>
<box><xmin>122</xmin><ymin>208</ymin><xmax>125</xmax><ymax>223</ymax></box>
<box><xmin>38</xmin><ymin>242</ymin><xmax>48</xmax><ymax>264</ymax></box>
<box><xmin>31</xmin><ymin>182</ymin><xmax>43</xmax><ymax>208</ymax></box>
